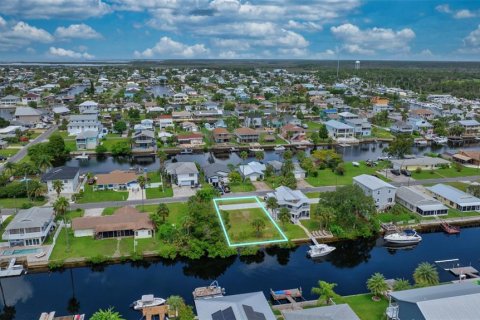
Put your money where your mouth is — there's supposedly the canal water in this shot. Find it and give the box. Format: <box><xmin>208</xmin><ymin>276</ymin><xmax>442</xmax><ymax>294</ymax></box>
<box><xmin>3</xmin><ymin>227</ymin><xmax>480</xmax><ymax>319</ymax></box>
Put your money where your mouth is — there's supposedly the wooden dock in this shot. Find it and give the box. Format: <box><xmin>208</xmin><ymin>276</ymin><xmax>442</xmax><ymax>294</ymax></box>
<box><xmin>450</xmin><ymin>266</ymin><xmax>480</xmax><ymax>279</ymax></box>
<box><xmin>142</xmin><ymin>305</ymin><xmax>168</xmax><ymax>320</ymax></box>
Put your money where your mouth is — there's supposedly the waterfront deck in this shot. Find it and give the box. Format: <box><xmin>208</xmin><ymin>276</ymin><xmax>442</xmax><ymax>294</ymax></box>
<box><xmin>450</xmin><ymin>266</ymin><xmax>479</xmax><ymax>279</ymax></box>
<box><xmin>141</xmin><ymin>305</ymin><xmax>168</xmax><ymax>320</ymax></box>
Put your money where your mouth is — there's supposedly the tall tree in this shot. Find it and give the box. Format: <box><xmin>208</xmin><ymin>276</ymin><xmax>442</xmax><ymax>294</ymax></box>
<box><xmin>137</xmin><ymin>175</ymin><xmax>146</xmax><ymax>210</ymax></box>
<box><xmin>386</xmin><ymin>134</ymin><xmax>413</xmax><ymax>159</ymax></box>
<box><xmin>36</xmin><ymin>154</ymin><xmax>52</xmax><ymax>172</ymax></box>
<box><xmin>239</xmin><ymin>151</ymin><xmax>249</xmax><ymax>182</ymax></box>
<box><xmin>251</xmin><ymin>218</ymin><xmax>266</xmax><ymax>236</ymax></box>
<box><xmin>52</xmin><ymin>180</ymin><xmax>64</xmax><ymax>198</ymax></box>
<box><xmin>413</xmin><ymin>262</ymin><xmax>439</xmax><ymax>287</ymax></box>
<box><xmin>266</xmin><ymin>197</ymin><xmax>279</xmax><ymax>219</ymax></box>
<box><xmin>318</xmin><ymin>124</ymin><xmax>329</xmax><ymax>140</ymax></box>
<box><xmin>54</xmin><ymin>196</ymin><xmax>70</xmax><ymax>250</ymax></box>
<box><xmin>156</xmin><ymin>203</ymin><xmax>170</xmax><ymax>223</ymax></box>
<box><xmin>278</xmin><ymin>207</ymin><xmax>291</xmax><ymax>225</ymax></box>
<box><xmin>367</xmin><ymin>273</ymin><xmax>388</xmax><ymax>300</ymax></box>
<box><xmin>311</xmin><ymin>281</ymin><xmax>338</xmax><ymax>305</ymax></box>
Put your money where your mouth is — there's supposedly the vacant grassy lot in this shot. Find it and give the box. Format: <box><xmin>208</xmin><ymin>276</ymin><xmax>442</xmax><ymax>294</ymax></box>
<box><xmin>411</xmin><ymin>165</ymin><xmax>480</xmax><ymax>180</ymax></box>
<box><xmin>229</xmin><ymin>181</ymin><xmax>256</xmax><ymax>192</ymax></box>
<box><xmin>76</xmin><ymin>185</ymin><xmax>128</xmax><ymax>203</ymax></box>
<box><xmin>0</xmin><ymin>197</ymin><xmax>46</xmax><ymax>209</ymax></box>
<box><xmin>145</xmin><ymin>187</ymin><xmax>173</xmax><ymax>199</ymax></box>
<box><xmin>216</xmin><ymin>197</ymin><xmax>259</xmax><ymax>205</ymax></box>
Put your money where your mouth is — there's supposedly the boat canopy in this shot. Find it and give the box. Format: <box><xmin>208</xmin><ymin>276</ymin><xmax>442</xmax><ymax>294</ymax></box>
<box><xmin>141</xmin><ymin>294</ymin><xmax>154</xmax><ymax>302</ymax></box>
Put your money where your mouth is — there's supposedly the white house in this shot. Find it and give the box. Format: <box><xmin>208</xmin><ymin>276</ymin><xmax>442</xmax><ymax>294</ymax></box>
<box><xmin>239</xmin><ymin>161</ymin><xmax>266</xmax><ymax>181</ymax></box>
<box><xmin>79</xmin><ymin>101</ymin><xmax>99</xmax><ymax>114</ymax></box>
<box><xmin>157</xmin><ymin>115</ymin><xmax>174</xmax><ymax>130</ymax></box>
<box><xmin>266</xmin><ymin>186</ymin><xmax>310</xmax><ymax>221</ymax></box>
<box><xmin>427</xmin><ymin>184</ymin><xmax>480</xmax><ymax>212</ymax></box>
<box><xmin>396</xmin><ymin>186</ymin><xmax>448</xmax><ymax>216</ymax></box>
<box><xmin>165</xmin><ymin>162</ymin><xmax>199</xmax><ymax>187</ymax></box>
<box><xmin>76</xmin><ymin>130</ymin><xmax>99</xmax><ymax>150</ymax></box>
<box><xmin>42</xmin><ymin>166</ymin><xmax>80</xmax><ymax>195</ymax></box>
<box><xmin>67</xmin><ymin>114</ymin><xmax>102</xmax><ymax>135</ymax></box>
<box><xmin>353</xmin><ymin>174</ymin><xmax>396</xmax><ymax>211</ymax></box>
<box><xmin>325</xmin><ymin>120</ymin><xmax>355</xmax><ymax>140</ymax></box>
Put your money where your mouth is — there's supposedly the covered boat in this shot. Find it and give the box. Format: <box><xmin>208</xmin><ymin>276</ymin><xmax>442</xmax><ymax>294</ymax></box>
<box><xmin>307</xmin><ymin>244</ymin><xmax>336</xmax><ymax>258</ymax></box>
<box><xmin>384</xmin><ymin>229</ymin><xmax>422</xmax><ymax>245</ymax></box>
<box><xmin>131</xmin><ymin>294</ymin><xmax>166</xmax><ymax>310</ymax></box>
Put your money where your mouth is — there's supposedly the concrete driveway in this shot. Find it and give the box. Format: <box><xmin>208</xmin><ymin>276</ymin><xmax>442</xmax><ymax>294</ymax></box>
<box><xmin>172</xmin><ymin>185</ymin><xmax>197</xmax><ymax>198</ymax></box>
<box><xmin>252</xmin><ymin>181</ymin><xmax>271</xmax><ymax>191</ymax></box>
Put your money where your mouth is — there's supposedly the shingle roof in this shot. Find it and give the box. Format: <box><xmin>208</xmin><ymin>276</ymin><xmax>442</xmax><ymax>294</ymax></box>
<box><xmin>203</xmin><ymin>163</ymin><xmax>230</xmax><ymax>178</ymax></box>
<box><xmin>165</xmin><ymin>162</ymin><xmax>199</xmax><ymax>175</ymax></box>
<box><xmin>14</xmin><ymin>107</ymin><xmax>42</xmax><ymax>116</ymax></box>
<box><xmin>96</xmin><ymin>170</ymin><xmax>140</xmax><ymax>185</ymax></box>
<box><xmin>42</xmin><ymin>166</ymin><xmax>79</xmax><ymax>181</ymax></box>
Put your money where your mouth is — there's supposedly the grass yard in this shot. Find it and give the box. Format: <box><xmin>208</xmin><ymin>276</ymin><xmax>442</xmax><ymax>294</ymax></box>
<box><xmin>305</xmin><ymin>192</ymin><xmax>322</xmax><ymax>199</ymax></box>
<box><xmin>102</xmin><ymin>207</ymin><xmax>118</xmax><ymax>216</ymax></box>
<box><xmin>335</xmin><ymin>294</ymin><xmax>389</xmax><ymax>320</ymax></box>
<box><xmin>145</xmin><ymin>187</ymin><xmax>173</xmax><ymax>199</ymax></box>
<box><xmin>281</xmin><ymin>223</ymin><xmax>308</xmax><ymax>239</ymax></box>
<box><xmin>0</xmin><ymin>197</ymin><xmax>46</xmax><ymax>209</ymax></box>
<box><xmin>99</xmin><ymin>137</ymin><xmax>130</xmax><ymax>151</ymax></box>
<box><xmin>377</xmin><ymin>205</ymin><xmax>420</xmax><ymax>223</ymax></box>
<box><xmin>0</xmin><ymin>148</ymin><xmax>19</xmax><ymax>158</ymax></box>
<box><xmin>138</xmin><ymin>202</ymin><xmax>189</xmax><ymax>225</ymax></box>
<box><xmin>215</xmin><ymin>198</ymin><xmax>258</xmax><ymax>205</ymax></box>
<box><xmin>411</xmin><ymin>165</ymin><xmax>480</xmax><ymax>180</ymax></box>
<box><xmin>306</xmin><ymin>161</ymin><xmax>390</xmax><ymax>187</ymax></box>
<box><xmin>371</xmin><ymin>127</ymin><xmax>394</xmax><ymax>139</ymax></box>
<box><xmin>147</xmin><ymin>171</ymin><xmax>162</xmax><ymax>183</ymax></box>
<box><xmin>305</xmin><ymin>121</ymin><xmax>323</xmax><ymax>130</ymax></box>
<box><xmin>76</xmin><ymin>185</ymin><xmax>128</xmax><ymax>204</ymax></box>
<box><xmin>64</xmin><ymin>140</ymin><xmax>78</xmax><ymax>151</ymax></box>
<box><xmin>229</xmin><ymin>181</ymin><xmax>256</xmax><ymax>192</ymax></box>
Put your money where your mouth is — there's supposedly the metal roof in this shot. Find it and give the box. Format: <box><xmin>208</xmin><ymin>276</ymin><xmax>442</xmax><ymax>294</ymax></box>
<box><xmin>42</xmin><ymin>166</ymin><xmax>79</xmax><ymax>181</ymax></box>
<box><xmin>283</xmin><ymin>304</ymin><xmax>360</xmax><ymax>320</ymax></box>
<box><xmin>417</xmin><ymin>292</ymin><xmax>480</xmax><ymax>320</ymax></box>
<box><xmin>6</xmin><ymin>207</ymin><xmax>54</xmax><ymax>230</ymax></box>
<box><xmin>325</xmin><ymin>120</ymin><xmax>354</xmax><ymax>130</ymax></box>
<box><xmin>353</xmin><ymin>174</ymin><xmax>396</xmax><ymax>191</ymax></box>
<box><xmin>427</xmin><ymin>184</ymin><xmax>480</xmax><ymax>206</ymax></box>
<box><xmin>390</xmin><ymin>280</ymin><xmax>480</xmax><ymax>303</ymax></box>
<box><xmin>396</xmin><ymin>186</ymin><xmax>448</xmax><ymax>211</ymax></box>
<box><xmin>391</xmin><ymin>157</ymin><xmax>450</xmax><ymax>167</ymax></box>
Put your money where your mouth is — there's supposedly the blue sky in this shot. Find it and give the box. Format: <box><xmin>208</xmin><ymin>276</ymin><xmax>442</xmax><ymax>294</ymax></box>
<box><xmin>0</xmin><ymin>0</ymin><xmax>479</xmax><ymax>61</ymax></box>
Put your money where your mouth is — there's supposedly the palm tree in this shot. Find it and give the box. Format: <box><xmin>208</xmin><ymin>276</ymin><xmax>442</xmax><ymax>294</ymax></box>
<box><xmin>137</xmin><ymin>175</ymin><xmax>146</xmax><ymax>210</ymax></box>
<box><xmin>413</xmin><ymin>262</ymin><xmax>439</xmax><ymax>287</ymax></box>
<box><xmin>3</xmin><ymin>162</ymin><xmax>16</xmax><ymax>177</ymax></box>
<box><xmin>255</xmin><ymin>150</ymin><xmax>264</xmax><ymax>161</ymax></box>
<box><xmin>90</xmin><ymin>308</ymin><xmax>125</xmax><ymax>320</ymax></box>
<box><xmin>265</xmin><ymin>197</ymin><xmax>279</xmax><ymax>219</ymax></box>
<box><xmin>36</xmin><ymin>154</ymin><xmax>52</xmax><ymax>172</ymax></box>
<box><xmin>156</xmin><ymin>203</ymin><xmax>170</xmax><ymax>223</ymax></box>
<box><xmin>278</xmin><ymin>207</ymin><xmax>291</xmax><ymax>225</ymax></box>
<box><xmin>157</xmin><ymin>150</ymin><xmax>168</xmax><ymax>192</ymax></box>
<box><xmin>28</xmin><ymin>181</ymin><xmax>47</xmax><ymax>200</ymax></box>
<box><xmin>251</xmin><ymin>218</ymin><xmax>266</xmax><ymax>236</ymax></box>
<box><xmin>392</xmin><ymin>278</ymin><xmax>411</xmax><ymax>291</ymax></box>
<box><xmin>367</xmin><ymin>273</ymin><xmax>388</xmax><ymax>300</ymax></box>
<box><xmin>315</xmin><ymin>205</ymin><xmax>335</xmax><ymax>230</ymax></box>
<box><xmin>54</xmin><ymin>196</ymin><xmax>70</xmax><ymax>250</ymax></box>
<box><xmin>52</xmin><ymin>180</ymin><xmax>64</xmax><ymax>198</ymax></box>
<box><xmin>239</xmin><ymin>150</ymin><xmax>248</xmax><ymax>182</ymax></box>
<box><xmin>181</xmin><ymin>215</ymin><xmax>194</xmax><ymax>236</ymax></box>
<box><xmin>311</xmin><ymin>280</ymin><xmax>338</xmax><ymax>305</ymax></box>
<box><xmin>166</xmin><ymin>295</ymin><xmax>184</xmax><ymax>318</ymax></box>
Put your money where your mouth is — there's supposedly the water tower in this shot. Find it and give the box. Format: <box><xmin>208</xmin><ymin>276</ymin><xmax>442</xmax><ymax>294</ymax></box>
<box><xmin>355</xmin><ymin>60</ymin><xmax>360</xmax><ymax>70</ymax></box>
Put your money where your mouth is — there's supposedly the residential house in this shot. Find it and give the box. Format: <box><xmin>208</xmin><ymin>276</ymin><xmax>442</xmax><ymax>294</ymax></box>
<box><xmin>266</xmin><ymin>186</ymin><xmax>310</xmax><ymax>221</ymax></box>
<box><xmin>390</xmin><ymin>121</ymin><xmax>414</xmax><ymax>134</ymax></box>
<box><xmin>395</xmin><ymin>186</ymin><xmax>448</xmax><ymax>216</ymax></box>
<box><xmin>67</xmin><ymin>114</ymin><xmax>102</xmax><ymax>135</ymax></box>
<box><xmin>0</xmin><ymin>105</ymin><xmax>15</xmax><ymax>121</ymax></box>
<box><xmin>244</xmin><ymin>112</ymin><xmax>263</xmax><ymax>128</ymax></box>
<box><xmin>2</xmin><ymin>207</ymin><xmax>55</xmax><ymax>247</ymax></box>
<box><xmin>95</xmin><ymin>170</ymin><xmax>141</xmax><ymax>190</ymax></box>
<box><xmin>283</xmin><ymin>304</ymin><xmax>360</xmax><ymax>320</ymax></box>
<box><xmin>408</xmin><ymin>118</ymin><xmax>433</xmax><ymax>135</ymax></box>
<box><xmin>238</xmin><ymin>161</ymin><xmax>266</xmax><ymax>181</ymax></box>
<box><xmin>387</xmin><ymin>281</ymin><xmax>480</xmax><ymax>320</ymax></box>
<box><xmin>203</xmin><ymin>163</ymin><xmax>230</xmax><ymax>186</ymax></box>
<box><xmin>173</xmin><ymin>93</ymin><xmax>188</xmax><ymax>103</ymax></box>
<box><xmin>79</xmin><ymin>101</ymin><xmax>99</xmax><ymax>114</ymax></box>
<box><xmin>131</xmin><ymin>130</ymin><xmax>156</xmax><ymax>152</ymax></box>
<box><xmin>177</xmin><ymin>133</ymin><xmax>203</xmax><ymax>145</ymax></box>
<box><xmin>452</xmin><ymin>150</ymin><xmax>480</xmax><ymax>166</ymax></box>
<box><xmin>281</xmin><ymin>124</ymin><xmax>306</xmax><ymax>142</ymax></box>
<box><xmin>267</xmin><ymin>160</ymin><xmax>283</xmax><ymax>174</ymax></box>
<box><xmin>457</xmin><ymin>120</ymin><xmax>480</xmax><ymax>136</ymax></box>
<box><xmin>427</xmin><ymin>184</ymin><xmax>480</xmax><ymax>212</ymax></box>
<box><xmin>52</xmin><ymin>105</ymin><xmax>71</xmax><ymax>117</ymax></box>
<box><xmin>157</xmin><ymin>115</ymin><xmax>174</xmax><ymax>130</ymax></box>
<box><xmin>172</xmin><ymin>111</ymin><xmax>192</xmax><ymax>121</ymax></box>
<box><xmin>21</xmin><ymin>93</ymin><xmax>41</xmax><ymax>105</ymax></box>
<box><xmin>371</xmin><ymin>97</ymin><xmax>390</xmax><ymax>113</ymax></box>
<box><xmin>72</xmin><ymin>206</ymin><xmax>154</xmax><ymax>239</ymax></box>
<box><xmin>212</xmin><ymin>127</ymin><xmax>230</xmax><ymax>143</ymax></box>
<box><xmin>139</xmin><ymin>119</ymin><xmax>154</xmax><ymax>130</ymax></box>
<box><xmin>345</xmin><ymin>118</ymin><xmax>372</xmax><ymax>136</ymax></box>
<box><xmin>158</xmin><ymin>131</ymin><xmax>173</xmax><ymax>142</ymax></box>
<box><xmin>410</xmin><ymin>109</ymin><xmax>434</xmax><ymax>120</ymax></box>
<box><xmin>325</xmin><ymin>120</ymin><xmax>355</xmax><ymax>140</ymax></box>
<box><xmin>353</xmin><ymin>174</ymin><xmax>396</xmax><ymax>211</ymax></box>
<box><xmin>234</xmin><ymin>127</ymin><xmax>259</xmax><ymax>143</ymax></box>
<box><xmin>14</xmin><ymin>107</ymin><xmax>42</xmax><ymax>125</ymax></box>
<box><xmin>165</xmin><ymin>162</ymin><xmax>199</xmax><ymax>187</ymax></box>
<box><xmin>181</xmin><ymin>121</ymin><xmax>199</xmax><ymax>132</ymax></box>
<box><xmin>195</xmin><ymin>292</ymin><xmax>276</xmax><ymax>320</ymax></box>
<box><xmin>293</xmin><ymin>162</ymin><xmax>307</xmax><ymax>179</ymax></box>
<box><xmin>391</xmin><ymin>157</ymin><xmax>450</xmax><ymax>171</ymax></box>
<box><xmin>42</xmin><ymin>166</ymin><xmax>80</xmax><ymax>195</ymax></box>
<box><xmin>338</xmin><ymin>111</ymin><xmax>359</xmax><ymax>122</ymax></box>
<box><xmin>0</xmin><ymin>95</ymin><xmax>20</xmax><ymax>105</ymax></box>
<box><xmin>76</xmin><ymin>130</ymin><xmax>98</xmax><ymax>150</ymax></box>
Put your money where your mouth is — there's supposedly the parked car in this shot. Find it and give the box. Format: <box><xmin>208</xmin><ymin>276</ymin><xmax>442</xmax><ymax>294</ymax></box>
<box><xmin>401</xmin><ymin>169</ymin><xmax>411</xmax><ymax>177</ymax></box>
<box><xmin>0</xmin><ymin>155</ymin><xmax>6</xmax><ymax>161</ymax></box>
<box><xmin>390</xmin><ymin>169</ymin><xmax>401</xmax><ymax>176</ymax></box>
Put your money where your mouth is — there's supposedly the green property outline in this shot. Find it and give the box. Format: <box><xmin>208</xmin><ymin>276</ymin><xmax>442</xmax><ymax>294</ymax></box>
<box><xmin>213</xmin><ymin>196</ymin><xmax>289</xmax><ymax>247</ymax></box>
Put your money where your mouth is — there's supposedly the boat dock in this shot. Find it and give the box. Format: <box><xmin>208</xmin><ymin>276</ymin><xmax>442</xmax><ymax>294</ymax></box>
<box><xmin>270</xmin><ymin>288</ymin><xmax>304</xmax><ymax>306</ymax></box>
<box><xmin>450</xmin><ymin>266</ymin><xmax>480</xmax><ymax>279</ymax></box>
<box><xmin>141</xmin><ymin>305</ymin><xmax>169</xmax><ymax>320</ymax></box>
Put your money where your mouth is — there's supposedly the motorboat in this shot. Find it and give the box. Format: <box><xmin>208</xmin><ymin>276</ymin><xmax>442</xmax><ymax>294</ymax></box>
<box><xmin>74</xmin><ymin>152</ymin><xmax>89</xmax><ymax>160</ymax></box>
<box><xmin>249</xmin><ymin>147</ymin><xmax>264</xmax><ymax>153</ymax></box>
<box><xmin>433</xmin><ymin>136</ymin><xmax>448</xmax><ymax>145</ymax></box>
<box><xmin>307</xmin><ymin>244</ymin><xmax>336</xmax><ymax>258</ymax></box>
<box><xmin>0</xmin><ymin>258</ymin><xmax>26</xmax><ymax>278</ymax></box>
<box><xmin>180</xmin><ymin>148</ymin><xmax>193</xmax><ymax>154</ymax></box>
<box><xmin>131</xmin><ymin>294</ymin><xmax>166</xmax><ymax>310</ymax></box>
<box><xmin>274</xmin><ymin>145</ymin><xmax>286</xmax><ymax>152</ymax></box>
<box><xmin>414</xmin><ymin>138</ymin><xmax>428</xmax><ymax>146</ymax></box>
<box><xmin>229</xmin><ymin>147</ymin><xmax>239</xmax><ymax>152</ymax></box>
<box><xmin>384</xmin><ymin>229</ymin><xmax>422</xmax><ymax>245</ymax></box>
<box><xmin>192</xmin><ymin>280</ymin><xmax>226</xmax><ymax>299</ymax></box>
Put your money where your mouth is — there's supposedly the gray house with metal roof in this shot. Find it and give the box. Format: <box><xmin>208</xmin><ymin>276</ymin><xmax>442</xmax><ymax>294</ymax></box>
<box><xmin>266</xmin><ymin>186</ymin><xmax>310</xmax><ymax>221</ymax></box>
<box><xmin>387</xmin><ymin>281</ymin><xmax>480</xmax><ymax>320</ymax></box>
<box><xmin>427</xmin><ymin>184</ymin><xmax>480</xmax><ymax>212</ymax></box>
<box><xmin>195</xmin><ymin>291</ymin><xmax>275</xmax><ymax>320</ymax></box>
<box><xmin>353</xmin><ymin>174</ymin><xmax>396</xmax><ymax>211</ymax></box>
<box><xmin>396</xmin><ymin>186</ymin><xmax>448</xmax><ymax>216</ymax></box>
<box><xmin>283</xmin><ymin>304</ymin><xmax>360</xmax><ymax>320</ymax></box>
<box><xmin>2</xmin><ymin>207</ymin><xmax>55</xmax><ymax>247</ymax></box>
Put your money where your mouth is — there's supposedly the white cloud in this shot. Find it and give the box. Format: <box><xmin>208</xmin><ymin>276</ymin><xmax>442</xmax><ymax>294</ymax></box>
<box><xmin>454</xmin><ymin>9</ymin><xmax>476</xmax><ymax>19</ymax></box>
<box><xmin>435</xmin><ymin>4</ymin><xmax>451</xmax><ymax>14</ymax></box>
<box><xmin>436</xmin><ymin>4</ymin><xmax>478</xmax><ymax>19</ymax></box>
<box><xmin>48</xmin><ymin>47</ymin><xmax>95</xmax><ymax>59</ymax></box>
<box><xmin>0</xmin><ymin>16</ymin><xmax>6</xmax><ymax>28</ymax></box>
<box><xmin>134</xmin><ymin>37</ymin><xmax>209</xmax><ymax>58</ymax></box>
<box><xmin>55</xmin><ymin>24</ymin><xmax>102</xmax><ymax>39</ymax></box>
<box><xmin>0</xmin><ymin>21</ymin><xmax>54</xmax><ymax>51</ymax></box>
<box><xmin>0</xmin><ymin>0</ymin><xmax>111</xmax><ymax>19</ymax></box>
<box><xmin>287</xmin><ymin>20</ymin><xmax>323</xmax><ymax>31</ymax></box>
<box><xmin>459</xmin><ymin>25</ymin><xmax>480</xmax><ymax>54</ymax></box>
<box><xmin>331</xmin><ymin>23</ymin><xmax>415</xmax><ymax>55</ymax></box>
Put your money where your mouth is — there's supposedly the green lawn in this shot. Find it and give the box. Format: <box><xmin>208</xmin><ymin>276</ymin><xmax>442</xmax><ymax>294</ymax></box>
<box><xmin>230</xmin><ymin>182</ymin><xmax>256</xmax><ymax>192</ymax></box>
<box><xmin>147</xmin><ymin>171</ymin><xmax>162</xmax><ymax>183</ymax></box>
<box><xmin>138</xmin><ymin>202</ymin><xmax>189</xmax><ymax>225</ymax></box>
<box><xmin>305</xmin><ymin>192</ymin><xmax>322</xmax><ymax>199</ymax></box>
<box><xmin>0</xmin><ymin>197</ymin><xmax>47</xmax><ymax>209</ymax></box>
<box><xmin>216</xmin><ymin>198</ymin><xmax>259</xmax><ymax>205</ymax></box>
<box><xmin>145</xmin><ymin>187</ymin><xmax>173</xmax><ymax>199</ymax></box>
<box><xmin>281</xmin><ymin>223</ymin><xmax>308</xmax><ymax>239</ymax></box>
<box><xmin>64</xmin><ymin>140</ymin><xmax>78</xmax><ymax>151</ymax></box>
<box><xmin>259</xmin><ymin>134</ymin><xmax>286</xmax><ymax>145</ymax></box>
<box><xmin>0</xmin><ymin>148</ymin><xmax>19</xmax><ymax>158</ymax></box>
<box><xmin>76</xmin><ymin>185</ymin><xmax>128</xmax><ymax>204</ymax></box>
<box><xmin>377</xmin><ymin>204</ymin><xmax>420</xmax><ymax>223</ymax></box>
<box><xmin>371</xmin><ymin>127</ymin><xmax>394</xmax><ymax>139</ymax></box>
<box><xmin>335</xmin><ymin>294</ymin><xmax>388</xmax><ymax>320</ymax></box>
<box><xmin>102</xmin><ymin>207</ymin><xmax>118</xmax><ymax>216</ymax></box>
<box><xmin>99</xmin><ymin>137</ymin><xmax>130</xmax><ymax>151</ymax></box>
<box><xmin>411</xmin><ymin>166</ymin><xmax>480</xmax><ymax>180</ymax></box>
<box><xmin>306</xmin><ymin>161</ymin><xmax>389</xmax><ymax>187</ymax></box>
<box><xmin>305</xmin><ymin>121</ymin><xmax>323</xmax><ymax>130</ymax></box>
<box><xmin>222</xmin><ymin>207</ymin><xmax>285</xmax><ymax>243</ymax></box>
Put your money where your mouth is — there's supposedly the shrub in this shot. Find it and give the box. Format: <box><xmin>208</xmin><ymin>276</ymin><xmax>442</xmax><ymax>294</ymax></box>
<box><xmin>48</xmin><ymin>260</ymin><xmax>65</xmax><ymax>270</ymax></box>
<box><xmin>88</xmin><ymin>255</ymin><xmax>109</xmax><ymax>265</ymax></box>
<box><xmin>415</xmin><ymin>167</ymin><xmax>422</xmax><ymax>174</ymax></box>
<box><xmin>20</xmin><ymin>202</ymin><xmax>33</xmax><ymax>209</ymax></box>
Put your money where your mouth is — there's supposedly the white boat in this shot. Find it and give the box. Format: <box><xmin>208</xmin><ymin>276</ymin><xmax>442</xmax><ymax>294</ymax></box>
<box><xmin>192</xmin><ymin>280</ymin><xmax>226</xmax><ymax>299</ymax></box>
<box><xmin>274</xmin><ymin>145</ymin><xmax>286</xmax><ymax>152</ymax></box>
<box><xmin>180</xmin><ymin>148</ymin><xmax>193</xmax><ymax>154</ymax></box>
<box><xmin>249</xmin><ymin>147</ymin><xmax>264</xmax><ymax>152</ymax></box>
<box><xmin>75</xmin><ymin>152</ymin><xmax>89</xmax><ymax>160</ymax></box>
<box><xmin>307</xmin><ymin>244</ymin><xmax>336</xmax><ymax>258</ymax></box>
<box><xmin>0</xmin><ymin>258</ymin><xmax>26</xmax><ymax>278</ymax></box>
<box><xmin>414</xmin><ymin>138</ymin><xmax>428</xmax><ymax>146</ymax></box>
<box><xmin>229</xmin><ymin>147</ymin><xmax>239</xmax><ymax>152</ymax></box>
<box><xmin>131</xmin><ymin>294</ymin><xmax>166</xmax><ymax>310</ymax></box>
<box><xmin>384</xmin><ymin>229</ymin><xmax>422</xmax><ymax>245</ymax></box>
<box><xmin>433</xmin><ymin>136</ymin><xmax>448</xmax><ymax>145</ymax></box>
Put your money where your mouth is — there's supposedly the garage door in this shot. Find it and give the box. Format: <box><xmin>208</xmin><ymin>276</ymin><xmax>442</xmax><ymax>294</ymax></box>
<box><xmin>179</xmin><ymin>180</ymin><xmax>191</xmax><ymax>186</ymax></box>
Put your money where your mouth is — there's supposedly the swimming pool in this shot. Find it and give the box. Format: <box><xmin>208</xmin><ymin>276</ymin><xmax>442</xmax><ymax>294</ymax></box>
<box><xmin>1</xmin><ymin>248</ymin><xmax>41</xmax><ymax>256</ymax></box>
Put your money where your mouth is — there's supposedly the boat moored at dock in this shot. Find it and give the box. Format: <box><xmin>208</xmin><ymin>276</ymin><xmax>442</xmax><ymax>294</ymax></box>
<box><xmin>384</xmin><ymin>229</ymin><xmax>422</xmax><ymax>245</ymax></box>
<box><xmin>0</xmin><ymin>258</ymin><xmax>26</xmax><ymax>278</ymax></box>
<box><xmin>131</xmin><ymin>294</ymin><xmax>166</xmax><ymax>310</ymax></box>
<box><xmin>307</xmin><ymin>244</ymin><xmax>336</xmax><ymax>258</ymax></box>
<box><xmin>192</xmin><ymin>280</ymin><xmax>225</xmax><ymax>299</ymax></box>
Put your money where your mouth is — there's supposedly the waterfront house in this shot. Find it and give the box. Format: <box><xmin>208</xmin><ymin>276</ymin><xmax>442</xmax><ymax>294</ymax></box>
<box><xmin>452</xmin><ymin>150</ymin><xmax>480</xmax><ymax>166</ymax></box>
<box><xmin>177</xmin><ymin>133</ymin><xmax>204</xmax><ymax>145</ymax></box>
<box><xmin>427</xmin><ymin>184</ymin><xmax>480</xmax><ymax>212</ymax></box>
<box><xmin>158</xmin><ymin>130</ymin><xmax>174</xmax><ymax>142</ymax></box>
<box><xmin>79</xmin><ymin>101</ymin><xmax>99</xmax><ymax>114</ymax></box>
<box><xmin>390</xmin><ymin>157</ymin><xmax>450</xmax><ymax>171</ymax></box>
<box><xmin>325</xmin><ymin>120</ymin><xmax>355</xmax><ymax>140</ymax></box>
<box><xmin>280</xmin><ymin>124</ymin><xmax>306</xmax><ymax>142</ymax></box>
<box><xmin>173</xmin><ymin>93</ymin><xmax>188</xmax><ymax>103</ymax></box>
<box><xmin>353</xmin><ymin>174</ymin><xmax>396</xmax><ymax>211</ymax></box>
<box><xmin>387</xmin><ymin>281</ymin><xmax>480</xmax><ymax>320</ymax></box>
<box><xmin>267</xmin><ymin>160</ymin><xmax>283</xmax><ymax>174</ymax></box>
<box><xmin>165</xmin><ymin>162</ymin><xmax>199</xmax><ymax>187</ymax></box>
<box><xmin>238</xmin><ymin>161</ymin><xmax>266</xmax><ymax>181</ymax></box>
<box><xmin>266</xmin><ymin>186</ymin><xmax>310</xmax><ymax>221</ymax></box>
<box><xmin>76</xmin><ymin>130</ymin><xmax>98</xmax><ymax>150</ymax></box>
<box><xmin>283</xmin><ymin>304</ymin><xmax>360</xmax><ymax>320</ymax></box>
<box><xmin>172</xmin><ymin>111</ymin><xmax>192</xmax><ymax>120</ymax></box>
<box><xmin>67</xmin><ymin>114</ymin><xmax>102</xmax><ymax>135</ymax></box>
<box><xmin>345</xmin><ymin>118</ymin><xmax>372</xmax><ymax>137</ymax></box>
<box><xmin>203</xmin><ymin>163</ymin><xmax>230</xmax><ymax>186</ymax></box>
<box><xmin>234</xmin><ymin>127</ymin><xmax>259</xmax><ymax>143</ymax></box>
<box><xmin>42</xmin><ymin>166</ymin><xmax>80</xmax><ymax>195</ymax></box>
<box><xmin>131</xmin><ymin>130</ymin><xmax>156</xmax><ymax>152</ymax></box>
<box><xmin>14</xmin><ymin>107</ymin><xmax>42</xmax><ymax>126</ymax></box>
<box><xmin>181</xmin><ymin>121</ymin><xmax>199</xmax><ymax>132</ymax></box>
<box><xmin>408</xmin><ymin>118</ymin><xmax>433</xmax><ymax>135</ymax></box>
<box><xmin>72</xmin><ymin>206</ymin><xmax>154</xmax><ymax>239</ymax></box>
<box><xmin>244</xmin><ymin>113</ymin><xmax>264</xmax><ymax>128</ymax></box>
<box><xmin>457</xmin><ymin>119</ymin><xmax>480</xmax><ymax>136</ymax></box>
<box><xmin>95</xmin><ymin>170</ymin><xmax>142</xmax><ymax>190</ymax></box>
<box><xmin>395</xmin><ymin>186</ymin><xmax>448</xmax><ymax>216</ymax></box>
<box><xmin>212</xmin><ymin>127</ymin><xmax>230</xmax><ymax>143</ymax></box>
<box><xmin>390</xmin><ymin>121</ymin><xmax>414</xmax><ymax>134</ymax></box>
<box><xmin>2</xmin><ymin>207</ymin><xmax>55</xmax><ymax>247</ymax></box>
<box><xmin>293</xmin><ymin>162</ymin><xmax>307</xmax><ymax>179</ymax></box>
<box><xmin>157</xmin><ymin>114</ymin><xmax>174</xmax><ymax>130</ymax></box>
<box><xmin>195</xmin><ymin>291</ymin><xmax>276</xmax><ymax>320</ymax></box>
